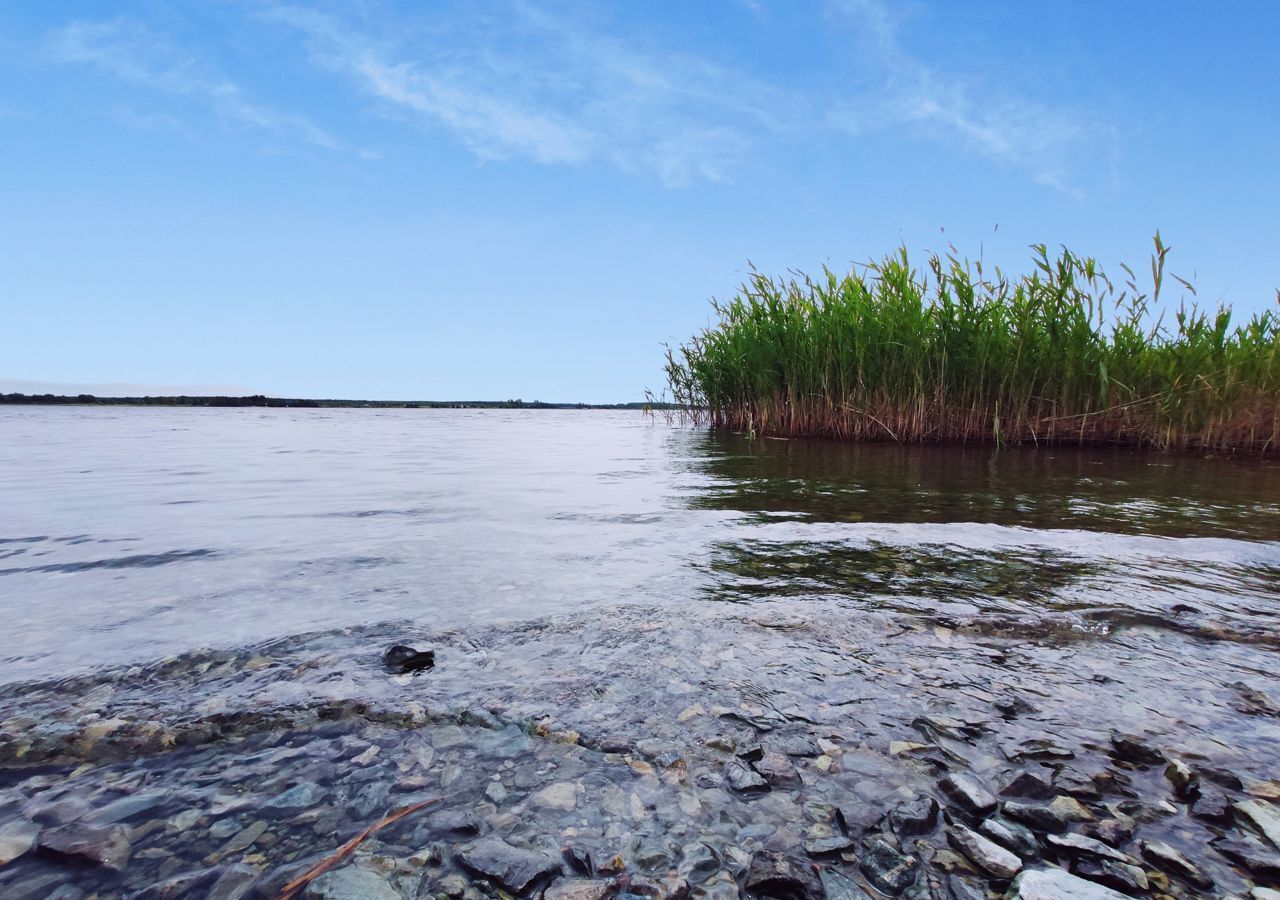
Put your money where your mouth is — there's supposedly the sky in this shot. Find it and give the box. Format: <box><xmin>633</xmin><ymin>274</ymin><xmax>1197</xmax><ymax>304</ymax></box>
<box><xmin>1</xmin><ymin>1</ymin><xmax>1277</xmax><ymax>402</ymax></box>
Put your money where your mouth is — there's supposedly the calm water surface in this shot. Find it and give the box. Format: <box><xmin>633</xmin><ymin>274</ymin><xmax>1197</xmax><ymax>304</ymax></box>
<box><xmin>2</xmin><ymin>406</ymin><xmax>1279</xmax><ymax>683</ymax></box>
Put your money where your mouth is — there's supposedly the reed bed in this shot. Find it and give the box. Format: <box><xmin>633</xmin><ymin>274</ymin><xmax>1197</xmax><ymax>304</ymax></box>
<box><xmin>665</xmin><ymin>236</ymin><xmax>1280</xmax><ymax>454</ymax></box>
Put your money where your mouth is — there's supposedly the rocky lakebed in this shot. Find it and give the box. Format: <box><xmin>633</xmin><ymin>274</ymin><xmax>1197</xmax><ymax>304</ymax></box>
<box><xmin>2</xmin><ymin>597</ymin><xmax>1279</xmax><ymax>900</ymax></box>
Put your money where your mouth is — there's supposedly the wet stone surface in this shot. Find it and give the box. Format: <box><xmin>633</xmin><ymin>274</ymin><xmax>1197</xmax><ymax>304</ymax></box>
<box><xmin>0</xmin><ymin>597</ymin><xmax>1276</xmax><ymax>899</ymax></box>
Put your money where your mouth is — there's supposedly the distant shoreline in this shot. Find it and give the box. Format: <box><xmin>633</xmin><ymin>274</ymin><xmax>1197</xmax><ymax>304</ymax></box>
<box><xmin>0</xmin><ymin>393</ymin><xmax>677</xmax><ymax>410</ymax></box>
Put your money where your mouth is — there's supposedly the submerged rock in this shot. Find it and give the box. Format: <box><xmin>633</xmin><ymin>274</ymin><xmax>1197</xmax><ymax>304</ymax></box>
<box><xmin>978</xmin><ymin>818</ymin><xmax>1037</xmax><ymax>859</ymax></box>
<box><xmin>754</xmin><ymin>753</ymin><xmax>802</xmax><ymax>790</ymax></box>
<box><xmin>725</xmin><ymin>762</ymin><xmax>770</xmax><ymax>794</ymax></box>
<box><xmin>38</xmin><ymin>821</ymin><xmax>132</xmax><ymax>871</ymax></box>
<box><xmin>1108</xmin><ymin>733</ymin><xmax>1163</xmax><ymax>766</ymax></box>
<box><xmin>745</xmin><ymin>851</ymin><xmax>822</xmax><ymax>900</ymax></box>
<box><xmin>304</xmin><ymin>865</ymin><xmax>401</xmax><ymax>900</ymax></box>
<box><xmin>382</xmin><ymin>644</ymin><xmax>435</xmax><ymax>673</ymax></box>
<box><xmin>1070</xmin><ymin>858</ymin><xmax>1148</xmax><ymax>894</ymax></box>
<box><xmin>456</xmin><ymin>836</ymin><xmax>561</xmax><ymax>894</ymax></box>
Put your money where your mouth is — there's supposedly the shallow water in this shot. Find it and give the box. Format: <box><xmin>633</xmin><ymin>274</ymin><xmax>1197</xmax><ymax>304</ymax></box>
<box><xmin>2</xmin><ymin>407</ymin><xmax>1280</xmax><ymax>898</ymax></box>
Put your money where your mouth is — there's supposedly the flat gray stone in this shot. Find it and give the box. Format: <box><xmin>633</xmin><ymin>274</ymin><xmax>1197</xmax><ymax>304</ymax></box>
<box><xmin>1237</xmin><ymin>800</ymin><xmax>1280</xmax><ymax>851</ymax></box>
<box><xmin>939</xmin><ymin>773</ymin><xmax>997</xmax><ymax>817</ymax></box>
<box><xmin>946</xmin><ymin>825</ymin><xmax>1021</xmax><ymax>879</ymax></box>
<box><xmin>304</xmin><ymin>866</ymin><xmax>401</xmax><ymax>900</ymax></box>
<box><xmin>1010</xmin><ymin>868</ymin><xmax>1130</xmax><ymax>899</ymax></box>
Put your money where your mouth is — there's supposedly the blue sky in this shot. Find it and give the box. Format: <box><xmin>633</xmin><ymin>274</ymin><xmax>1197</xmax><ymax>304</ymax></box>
<box><xmin>2</xmin><ymin>1</ymin><xmax>1277</xmax><ymax>401</ymax></box>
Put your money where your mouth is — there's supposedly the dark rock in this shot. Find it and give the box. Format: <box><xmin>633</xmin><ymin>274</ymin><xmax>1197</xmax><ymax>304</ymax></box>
<box><xmin>29</xmin><ymin>799</ymin><xmax>90</xmax><ymax>826</ymax></box>
<box><xmin>599</xmin><ymin>736</ymin><xmax>633</xmax><ymax>754</ymax></box>
<box><xmin>1140</xmin><ymin>839</ymin><xmax>1213</xmax><ymax>889</ymax></box>
<box><xmin>783</xmin><ymin>737</ymin><xmax>821</xmax><ymax>758</ymax></box>
<box><xmin>836</xmin><ymin>804</ymin><xmax>882</xmax><ymax>836</ymax></box>
<box><xmin>38</xmin><ymin>822</ymin><xmax>132</xmax><ymax>871</ymax></box>
<box><xmin>1190</xmin><ymin>787</ymin><xmax>1234</xmax><ymax>825</ymax></box>
<box><xmin>1082</xmin><ymin>818</ymin><xmax>1133</xmax><ymax>847</ymax></box>
<box><xmin>860</xmin><ymin>838</ymin><xmax>920</xmax><ymax>896</ymax></box>
<box><xmin>889</xmin><ymin>796</ymin><xmax>939</xmax><ymax>837</ymax></box>
<box><xmin>737</xmin><ymin>744</ymin><xmax>765</xmax><ymax>763</ymax></box>
<box><xmin>999</xmin><ymin>771</ymin><xmax>1053</xmax><ymax>800</ymax></box>
<box><xmin>456</xmin><ymin>836</ymin><xmax>562</xmax><ymax>894</ymax></box>
<box><xmin>802</xmin><ymin>835</ymin><xmax>855</xmax><ymax>857</ymax></box>
<box><xmin>1071</xmin><ymin>858</ymin><xmax>1149</xmax><ymax>894</ymax></box>
<box><xmin>429</xmin><ymin>809</ymin><xmax>483</xmax><ymax>836</ymax></box>
<box><xmin>946</xmin><ymin>825</ymin><xmax>1022</xmax><ymax>879</ymax></box>
<box><xmin>1108</xmin><ymin>733</ymin><xmax>1163</xmax><ymax>766</ymax></box>
<box><xmin>564</xmin><ymin>845</ymin><xmax>595</xmax><ymax>876</ymax></box>
<box><xmin>726</xmin><ymin>762</ymin><xmax>770</xmax><ymax>794</ymax></box>
<box><xmin>383</xmin><ymin>644</ymin><xmax>434</xmax><ymax>673</ymax></box>
<box><xmin>1049</xmin><ymin>767</ymin><xmax>1105</xmax><ymax>801</ymax></box>
<box><xmin>1212</xmin><ymin>838</ymin><xmax>1280</xmax><ymax>881</ymax></box>
<box><xmin>745</xmin><ymin>852</ymin><xmax>822</xmax><ymax>900</ymax></box>
<box><xmin>938</xmin><ymin>774</ymin><xmax>997</xmax><ymax>818</ymax></box>
<box><xmin>754</xmin><ymin>753</ymin><xmax>802</xmax><ymax>790</ymax></box>
<box><xmin>1003</xmin><ymin>801</ymin><xmax>1067</xmax><ymax>833</ymax></box>
<box><xmin>979</xmin><ymin>818</ymin><xmax>1038</xmax><ymax>859</ymax></box>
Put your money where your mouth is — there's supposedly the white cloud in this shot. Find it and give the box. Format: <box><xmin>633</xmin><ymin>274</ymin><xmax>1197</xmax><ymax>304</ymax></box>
<box><xmin>259</xmin><ymin>1</ymin><xmax>789</xmax><ymax>186</ymax></box>
<box><xmin>47</xmin><ymin>18</ymin><xmax>347</xmax><ymax>153</ymax></box>
<box><xmin>828</xmin><ymin>0</ymin><xmax>1090</xmax><ymax>194</ymax></box>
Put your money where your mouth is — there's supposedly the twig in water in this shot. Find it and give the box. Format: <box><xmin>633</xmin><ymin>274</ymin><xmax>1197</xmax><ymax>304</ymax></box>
<box><xmin>276</xmin><ymin>797</ymin><xmax>439</xmax><ymax>899</ymax></box>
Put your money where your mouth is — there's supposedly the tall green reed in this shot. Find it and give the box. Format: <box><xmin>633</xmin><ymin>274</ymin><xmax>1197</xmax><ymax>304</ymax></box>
<box><xmin>664</xmin><ymin>236</ymin><xmax>1280</xmax><ymax>454</ymax></box>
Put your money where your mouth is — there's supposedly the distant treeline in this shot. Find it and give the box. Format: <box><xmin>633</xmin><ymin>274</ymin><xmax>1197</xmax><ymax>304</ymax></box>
<box><xmin>0</xmin><ymin>393</ymin><xmax>672</xmax><ymax>410</ymax></box>
<box><xmin>665</xmin><ymin>235</ymin><xmax>1280</xmax><ymax>454</ymax></box>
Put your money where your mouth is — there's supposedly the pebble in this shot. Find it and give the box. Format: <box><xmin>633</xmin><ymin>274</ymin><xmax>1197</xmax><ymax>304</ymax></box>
<box><xmin>456</xmin><ymin>836</ymin><xmax>562</xmax><ymax>894</ymax></box>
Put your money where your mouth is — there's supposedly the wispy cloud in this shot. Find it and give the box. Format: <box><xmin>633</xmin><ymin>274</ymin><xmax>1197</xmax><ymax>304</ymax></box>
<box><xmin>47</xmin><ymin>18</ymin><xmax>347</xmax><ymax>153</ymax></box>
<box><xmin>259</xmin><ymin>1</ymin><xmax>789</xmax><ymax>186</ymax></box>
<box><xmin>828</xmin><ymin>0</ymin><xmax>1091</xmax><ymax>194</ymax></box>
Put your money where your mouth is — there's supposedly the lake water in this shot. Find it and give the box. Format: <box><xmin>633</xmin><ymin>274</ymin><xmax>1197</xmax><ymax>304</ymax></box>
<box><xmin>3</xmin><ymin>407</ymin><xmax>1278</xmax><ymax>683</ymax></box>
<box><xmin>2</xmin><ymin>407</ymin><xmax>1280</xmax><ymax>898</ymax></box>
